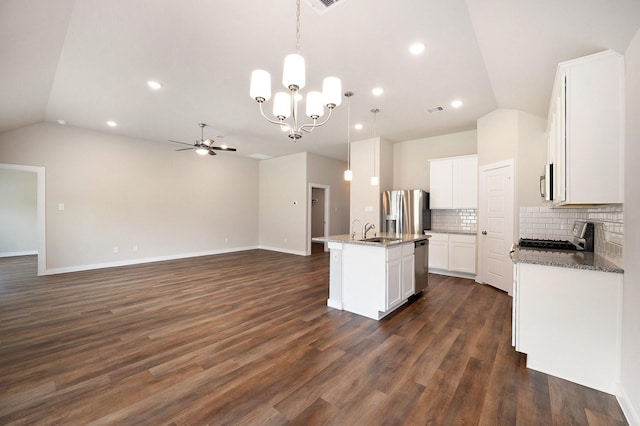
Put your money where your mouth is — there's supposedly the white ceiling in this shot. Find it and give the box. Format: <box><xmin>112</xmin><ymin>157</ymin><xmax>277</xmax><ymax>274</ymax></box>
<box><xmin>1</xmin><ymin>0</ymin><xmax>639</xmax><ymax>161</ymax></box>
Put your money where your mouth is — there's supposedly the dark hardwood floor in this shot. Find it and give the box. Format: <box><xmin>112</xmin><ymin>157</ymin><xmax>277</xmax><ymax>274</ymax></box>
<box><xmin>0</xmin><ymin>244</ymin><xmax>627</xmax><ymax>425</ymax></box>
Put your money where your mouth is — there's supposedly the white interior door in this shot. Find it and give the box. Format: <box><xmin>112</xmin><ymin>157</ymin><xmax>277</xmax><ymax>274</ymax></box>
<box><xmin>478</xmin><ymin>161</ymin><xmax>514</xmax><ymax>295</ymax></box>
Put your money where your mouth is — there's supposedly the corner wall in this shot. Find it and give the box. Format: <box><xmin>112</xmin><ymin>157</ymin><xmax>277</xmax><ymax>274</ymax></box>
<box><xmin>620</xmin><ymin>28</ymin><xmax>640</xmax><ymax>426</ymax></box>
<box><xmin>0</xmin><ymin>168</ymin><xmax>37</xmax><ymax>256</ymax></box>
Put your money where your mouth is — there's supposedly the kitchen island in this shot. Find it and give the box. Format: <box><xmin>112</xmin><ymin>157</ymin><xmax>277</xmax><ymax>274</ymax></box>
<box><xmin>313</xmin><ymin>233</ymin><xmax>429</xmax><ymax>320</ymax></box>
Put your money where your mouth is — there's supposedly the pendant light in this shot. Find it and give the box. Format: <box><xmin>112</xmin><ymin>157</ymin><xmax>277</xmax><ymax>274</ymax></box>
<box><xmin>344</xmin><ymin>91</ymin><xmax>354</xmax><ymax>181</ymax></box>
<box><xmin>370</xmin><ymin>108</ymin><xmax>380</xmax><ymax>186</ymax></box>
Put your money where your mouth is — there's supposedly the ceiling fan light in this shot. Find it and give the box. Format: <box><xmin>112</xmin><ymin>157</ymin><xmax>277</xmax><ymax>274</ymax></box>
<box><xmin>282</xmin><ymin>54</ymin><xmax>305</xmax><ymax>90</ymax></box>
<box><xmin>250</xmin><ymin>69</ymin><xmax>272</xmax><ymax>101</ymax></box>
<box><xmin>322</xmin><ymin>77</ymin><xmax>342</xmax><ymax>107</ymax></box>
<box><xmin>273</xmin><ymin>92</ymin><xmax>292</xmax><ymax>119</ymax></box>
<box><xmin>195</xmin><ymin>147</ymin><xmax>208</xmax><ymax>156</ymax></box>
<box><xmin>306</xmin><ymin>91</ymin><xmax>324</xmax><ymax>118</ymax></box>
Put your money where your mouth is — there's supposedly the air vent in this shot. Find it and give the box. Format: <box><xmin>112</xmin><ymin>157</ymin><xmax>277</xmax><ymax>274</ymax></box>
<box><xmin>303</xmin><ymin>0</ymin><xmax>347</xmax><ymax>15</ymax></box>
<box><xmin>427</xmin><ymin>106</ymin><xmax>444</xmax><ymax>113</ymax></box>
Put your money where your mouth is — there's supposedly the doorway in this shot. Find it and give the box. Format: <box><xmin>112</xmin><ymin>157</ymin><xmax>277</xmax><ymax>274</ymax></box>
<box><xmin>308</xmin><ymin>183</ymin><xmax>329</xmax><ymax>255</ymax></box>
<box><xmin>0</xmin><ymin>163</ymin><xmax>46</xmax><ymax>276</ymax></box>
<box><xmin>478</xmin><ymin>160</ymin><xmax>514</xmax><ymax>294</ymax></box>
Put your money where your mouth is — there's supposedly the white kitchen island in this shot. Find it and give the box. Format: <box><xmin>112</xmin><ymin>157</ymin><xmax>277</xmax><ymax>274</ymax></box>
<box><xmin>313</xmin><ymin>233</ymin><xmax>429</xmax><ymax>320</ymax></box>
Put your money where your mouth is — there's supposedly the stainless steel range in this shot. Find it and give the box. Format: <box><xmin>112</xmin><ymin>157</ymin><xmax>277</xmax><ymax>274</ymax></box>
<box><xmin>519</xmin><ymin>221</ymin><xmax>595</xmax><ymax>252</ymax></box>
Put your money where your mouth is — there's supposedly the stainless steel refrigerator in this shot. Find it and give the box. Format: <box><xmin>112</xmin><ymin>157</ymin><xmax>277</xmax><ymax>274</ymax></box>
<box><xmin>381</xmin><ymin>190</ymin><xmax>430</xmax><ymax>234</ymax></box>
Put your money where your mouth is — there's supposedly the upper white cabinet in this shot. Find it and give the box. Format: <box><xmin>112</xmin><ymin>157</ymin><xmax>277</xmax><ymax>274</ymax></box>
<box><xmin>547</xmin><ymin>50</ymin><xmax>624</xmax><ymax>206</ymax></box>
<box><xmin>429</xmin><ymin>155</ymin><xmax>478</xmax><ymax>209</ymax></box>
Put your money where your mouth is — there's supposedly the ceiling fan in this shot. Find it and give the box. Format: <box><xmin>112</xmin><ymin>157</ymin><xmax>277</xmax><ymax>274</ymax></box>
<box><xmin>168</xmin><ymin>123</ymin><xmax>237</xmax><ymax>156</ymax></box>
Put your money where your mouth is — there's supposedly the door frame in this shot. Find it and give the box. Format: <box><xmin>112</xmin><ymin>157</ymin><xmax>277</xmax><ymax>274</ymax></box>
<box><xmin>0</xmin><ymin>163</ymin><xmax>47</xmax><ymax>276</ymax></box>
<box><xmin>307</xmin><ymin>183</ymin><xmax>330</xmax><ymax>255</ymax></box>
<box><xmin>477</xmin><ymin>159</ymin><xmax>515</xmax><ymax>291</ymax></box>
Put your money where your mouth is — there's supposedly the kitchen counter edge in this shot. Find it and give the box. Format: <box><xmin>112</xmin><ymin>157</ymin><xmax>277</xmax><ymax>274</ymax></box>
<box><xmin>511</xmin><ymin>247</ymin><xmax>623</xmax><ymax>274</ymax></box>
<box><xmin>313</xmin><ymin>233</ymin><xmax>430</xmax><ymax>247</ymax></box>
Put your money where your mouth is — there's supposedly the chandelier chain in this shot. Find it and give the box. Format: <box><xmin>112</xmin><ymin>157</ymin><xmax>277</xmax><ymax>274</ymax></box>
<box><xmin>295</xmin><ymin>0</ymin><xmax>301</xmax><ymax>52</ymax></box>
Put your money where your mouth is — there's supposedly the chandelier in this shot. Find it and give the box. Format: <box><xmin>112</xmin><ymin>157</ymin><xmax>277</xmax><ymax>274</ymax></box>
<box><xmin>249</xmin><ymin>0</ymin><xmax>342</xmax><ymax>140</ymax></box>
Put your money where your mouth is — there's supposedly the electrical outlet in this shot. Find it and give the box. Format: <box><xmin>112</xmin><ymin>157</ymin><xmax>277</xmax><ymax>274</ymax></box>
<box><xmin>113</xmin><ymin>246</ymin><xmax>119</xmax><ymax>253</ymax></box>
<box><xmin>224</xmin><ymin>237</ymin><xmax>228</xmax><ymax>243</ymax></box>
<box><xmin>132</xmin><ymin>245</ymin><xmax>138</xmax><ymax>252</ymax></box>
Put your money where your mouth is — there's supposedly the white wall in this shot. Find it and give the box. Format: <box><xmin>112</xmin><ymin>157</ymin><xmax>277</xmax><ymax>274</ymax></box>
<box><xmin>0</xmin><ymin>168</ymin><xmax>37</xmax><ymax>255</ymax></box>
<box><xmin>349</xmin><ymin>137</ymin><xmax>392</xmax><ymax>232</ymax></box>
<box><xmin>259</xmin><ymin>152</ymin><xmax>350</xmax><ymax>254</ymax></box>
<box><xmin>259</xmin><ymin>153</ymin><xmax>307</xmax><ymax>254</ymax></box>
<box><xmin>0</xmin><ymin>123</ymin><xmax>259</xmax><ymax>272</ymax></box>
<box><xmin>620</xmin><ymin>29</ymin><xmax>640</xmax><ymax>426</ymax></box>
<box><xmin>393</xmin><ymin>130</ymin><xmax>477</xmax><ymax>191</ymax></box>
<box><xmin>307</xmin><ymin>152</ymin><xmax>350</xmax><ymax>237</ymax></box>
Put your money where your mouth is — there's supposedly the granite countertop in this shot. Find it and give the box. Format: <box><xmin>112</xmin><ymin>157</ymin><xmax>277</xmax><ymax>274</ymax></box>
<box><xmin>427</xmin><ymin>229</ymin><xmax>477</xmax><ymax>236</ymax></box>
<box><xmin>511</xmin><ymin>247</ymin><xmax>623</xmax><ymax>274</ymax></box>
<box><xmin>313</xmin><ymin>232</ymin><xmax>429</xmax><ymax>247</ymax></box>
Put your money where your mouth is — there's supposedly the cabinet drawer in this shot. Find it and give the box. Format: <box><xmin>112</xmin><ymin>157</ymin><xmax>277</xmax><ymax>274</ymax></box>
<box><xmin>427</xmin><ymin>233</ymin><xmax>449</xmax><ymax>243</ymax></box>
<box><xmin>402</xmin><ymin>244</ymin><xmax>414</xmax><ymax>257</ymax></box>
<box><xmin>386</xmin><ymin>246</ymin><xmax>403</xmax><ymax>261</ymax></box>
<box><xmin>450</xmin><ymin>234</ymin><xmax>476</xmax><ymax>244</ymax></box>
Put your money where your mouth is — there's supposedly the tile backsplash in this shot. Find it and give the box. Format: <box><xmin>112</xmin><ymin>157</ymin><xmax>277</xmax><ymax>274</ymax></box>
<box><xmin>431</xmin><ymin>209</ymin><xmax>477</xmax><ymax>233</ymax></box>
<box><xmin>519</xmin><ymin>205</ymin><xmax>623</xmax><ymax>266</ymax></box>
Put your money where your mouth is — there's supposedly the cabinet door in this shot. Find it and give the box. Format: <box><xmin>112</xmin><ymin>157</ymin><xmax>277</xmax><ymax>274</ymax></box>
<box><xmin>401</xmin><ymin>254</ymin><xmax>415</xmax><ymax>299</ymax></box>
<box><xmin>428</xmin><ymin>233</ymin><xmax>449</xmax><ymax>270</ymax></box>
<box><xmin>453</xmin><ymin>156</ymin><xmax>478</xmax><ymax>208</ymax></box>
<box><xmin>429</xmin><ymin>159</ymin><xmax>453</xmax><ymax>209</ymax></box>
<box><xmin>386</xmin><ymin>258</ymin><xmax>402</xmax><ymax>310</ymax></box>
<box><xmin>449</xmin><ymin>235</ymin><xmax>476</xmax><ymax>274</ymax></box>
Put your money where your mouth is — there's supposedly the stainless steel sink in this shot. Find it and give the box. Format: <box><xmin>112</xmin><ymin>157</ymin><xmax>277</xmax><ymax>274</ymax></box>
<box><xmin>359</xmin><ymin>237</ymin><xmax>402</xmax><ymax>243</ymax></box>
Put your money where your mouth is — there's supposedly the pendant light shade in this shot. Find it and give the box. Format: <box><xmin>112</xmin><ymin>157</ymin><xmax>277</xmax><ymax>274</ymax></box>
<box><xmin>323</xmin><ymin>77</ymin><xmax>342</xmax><ymax>107</ymax></box>
<box><xmin>273</xmin><ymin>92</ymin><xmax>291</xmax><ymax>119</ymax></box>
<box><xmin>250</xmin><ymin>69</ymin><xmax>272</xmax><ymax>101</ymax></box>
<box><xmin>344</xmin><ymin>169</ymin><xmax>353</xmax><ymax>181</ymax></box>
<box><xmin>282</xmin><ymin>53</ymin><xmax>306</xmax><ymax>89</ymax></box>
<box><xmin>306</xmin><ymin>91</ymin><xmax>324</xmax><ymax>118</ymax></box>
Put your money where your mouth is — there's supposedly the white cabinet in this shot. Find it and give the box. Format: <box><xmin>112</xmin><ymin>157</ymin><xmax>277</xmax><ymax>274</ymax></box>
<box><xmin>429</xmin><ymin>155</ymin><xmax>478</xmax><ymax>209</ymax></box>
<box><xmin>513</xmin><ymin>262</ymin><xmax>622</xmax><ymax>394</ymax></box>
<box><xmin>428</xmin><ymin>232</ymin><xmax>476</xmax><ymax>277</ymax></box>
<box><xmin>401</xmin><ymin>244</ymin><xmax>416</xmax><ymax>299</ymax></box>
<box><xmin>547</xmin><ymin>50</ymin><xmax>624</xmax><ymax>206</ymax></box>
<box><xmin>427</xmin><ymin>233</ymin><xmax>449</xmax><ymax>270</ymax></box>
<box><xmin>337</xmin><ymin>241</ymin><xmax>416</xmax><ymax>320</ymax></box>
<box><xmin>448</xmin><ymin>234</ymin><xmax>476</xmax><ymax>274</ymax></box>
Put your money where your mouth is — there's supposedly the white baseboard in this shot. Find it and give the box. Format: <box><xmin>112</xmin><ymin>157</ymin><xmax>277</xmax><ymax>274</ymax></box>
<box><xmin>0</xmin><ymin>250</ymin><xmax>38</xmax><ymax>258</ymax></box>
<box><xmin>258</xmin><ymin>245</ymin><xmax>308</xmax><ymax>256</ymax></box>
<box><xmin>428</xmin><ymin>268</ymin><xmax>476</xmax><ymax>280</ymax></box>
<box><xmin>44</xmin><ymin>246</ymin><xmax>259</xmax><ymax>275</ymax></box>
<box><xmin>327</xmin><ymin>298</ymin><xmax>343</xmax><ymax>310</ymax></box>
<box><xmin>618</xmin><ymin>383</ymin><xmax>640</xmax><ymax>426</ymax></box>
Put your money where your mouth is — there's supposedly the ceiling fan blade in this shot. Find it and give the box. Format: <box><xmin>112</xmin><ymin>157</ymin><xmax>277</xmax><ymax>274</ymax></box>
<box><xmin>208</xmin><ymin>150</ymin><xmax>217</xmax><ymax>156</ymax></box>
<box><xmin>168</xmin><ymin>139</ymin><xmax>196</xmax><ymax>147</ymax></box>
<box><xmin>175</xmin><ymin>147</ymin><xmax>194</xmax><ymax>151</ymax></box>
<box><xmin>210</xmin><ymin>146</ymin><xmax>237</xmax><ymax>152</ymax></box>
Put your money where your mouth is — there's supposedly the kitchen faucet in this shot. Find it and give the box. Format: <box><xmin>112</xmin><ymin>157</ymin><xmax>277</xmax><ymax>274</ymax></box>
<box><xmin>351</xmin><ymin>219</ymin><xmax>362</xmax><ymax>239</ymax></box>
<box><xmin>363</xmin><ymin>223</ymin><xmax>375</xmax><ymax>239</ymax></box>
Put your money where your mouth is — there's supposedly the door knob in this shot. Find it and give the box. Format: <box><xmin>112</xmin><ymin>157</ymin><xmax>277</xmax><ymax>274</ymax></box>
<box><xmin>482</xmin><ymin>231</ymin><xmax>487</xmax><ymax>235</ymax></box>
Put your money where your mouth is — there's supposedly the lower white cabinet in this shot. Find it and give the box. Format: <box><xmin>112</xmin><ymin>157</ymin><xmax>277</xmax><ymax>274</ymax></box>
<box><xmin>428</xmin><ymin>232</ymin><xmax>476</xmax><ymax>277</ymax></box>
<box><xmin>386</xmin><ymin>244</ymin><xmax>415</xmax><ymax>310</ymax></box>
<box><xmin>513</xmin><ymin>262</ymin><xmax>622</xmax><ymax>394</ymax></box>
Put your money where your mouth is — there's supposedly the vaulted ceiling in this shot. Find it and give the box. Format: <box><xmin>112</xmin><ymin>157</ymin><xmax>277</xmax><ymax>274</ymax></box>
<box><xmin>1</xmin><ymin>0</ymin><xmax>639</xmax><ymax>160</ymax></box>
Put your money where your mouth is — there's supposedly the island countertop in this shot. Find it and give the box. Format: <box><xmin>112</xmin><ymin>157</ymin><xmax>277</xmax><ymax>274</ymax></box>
<box><xmin>313</xmin><ymin>232</ymin><xmax>429</xmax><ymax>247</ymax></box>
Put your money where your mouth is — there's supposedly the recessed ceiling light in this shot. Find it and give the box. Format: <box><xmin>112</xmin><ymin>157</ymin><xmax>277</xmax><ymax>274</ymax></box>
<box><xmin>354</xmin><ymin>123</ymin><xmax>363</xmax><ymax>130</ymax></box>
<box><xmin>147</xmin><ymin>80</ymin><xmax>163</xmax><ymax>90</ymax></box>
<box><xmin>451</xmin><ymin>99</ymin><xmax>463</xmax><ymax>108</ymax></box>
<box><xmin>57</xmin><ymin>119</ymin><xmax>66</xmax><ymax>125</ymax></box>
<box><xmin>372</xmin><ymin>87</ymin><xmax>384</xmax><ymax>96</ymax></box>
<box><xmin>106</xmin><ymin>121</ymin><xmax>118</xmax><ymax>127</ymax></box>
<box><xmin>409</xmin><ymin>42</ymin><xmax>426</xmax><ymax>55</ymax></box>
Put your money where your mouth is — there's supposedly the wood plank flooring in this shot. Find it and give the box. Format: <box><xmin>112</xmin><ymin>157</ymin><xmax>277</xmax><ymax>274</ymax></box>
<box><xmin>0</xmin><ymin>245</ymin><xmax>628</xmax><ymax>425</ymax></box>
